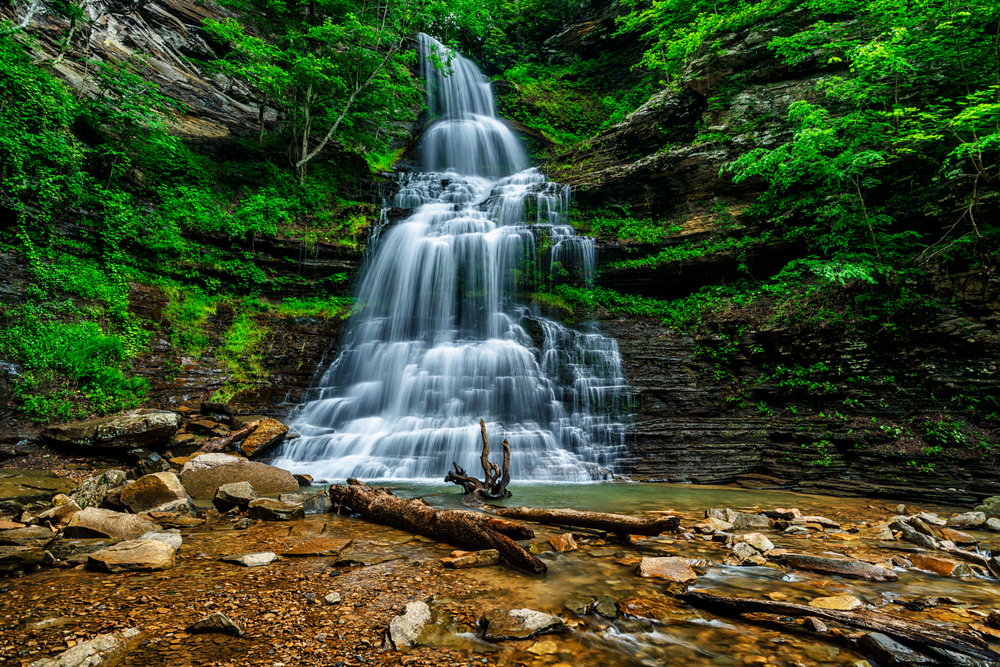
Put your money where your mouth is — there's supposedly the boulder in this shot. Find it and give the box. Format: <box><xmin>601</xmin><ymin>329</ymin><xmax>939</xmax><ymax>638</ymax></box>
<box><xmin>41</xmin><ymin>409</ymin><xmax>180</xmax><ymax>448</ymax></box>
<box><xmin>64</xmin><ymin>507</ymin><xmax>161</xmax><ymax>540</ymax></box>
<box><xmin>890</xmin><ymin>520</ymin><xmax>939</xmax><ymax>549</ymax></box>
<box><xmin>563</xmin><ymin>596</ymin><xmax>595</xmax><ymax>614</ymax></box>
<box><xmin>442</xmin><ymin>549</ymin><xmax>500</xmax><ymax>569</ymax></box>
<box><xmin>221</xmin><ymin>551</ymin><xmax>279</xmax><ymax>567</ymax></box>
<box><xmin>213</xmin><ymin>482</ymin><xmax>260</xmax><ymax>512</ymax></box>
<box><xmin>293</xmin><ymin>474</ymin><xmax>313</xmax><ymax>487</ymax></box>
<box><xmin>0</xmin><ymin>545</ymin><xmax>44</xmax><ymax>572</ymax></box>
<box><xmin>87</xmin><ymin>539</ymin><xmax>176</xmax><ymax>572</ymax></box>
<box><xmin>781</xmin><ymin>553</ymin><xmax>898</xmax><ymax>581</ymax></box>
<box><xmin>637</xmin><ymin>557</ymin><xmax>698</xmax><ymax>584</ymax></box>
<box><xmin>120</xmin><ymin>472</ymin><xmax>190</xmax><ymax>513</ymax></box>
<box><xmin>594</xmin><ymin>595</ymin><xmax>618</xmax><ymax>619</ymax></box>
<box><xmin>481</xmin><ymin>608</ymin><xmax>565</xmax><ymax>641</ymax></box>
<box><xmin>37</xmin><ymin>499</ymin><xmax>81</xmax><ymax>528</ymax></box>
<box><xmin>69</xmin><ymin>470</ymin><xmax>127</xmax><ymax>509</ymax></box>
<box><xmin>707</xmin><ymin>508</ymin><xmax>770</xmax><ymax>529</ymax></box>
<box><xmin>548</xmin><ymin>533</ymin><xmax>577</xmax><ymax>552</ymax></box>
<box><xmin>139</xmin><ymin>529</ymin><xmax>182</xmax><ymax>551</ymax></box>
<box><xmin>808</xmin><ymin>595</ymin><xmax>863</xmax><ymax>611</ymax></box>
<box><xmin>179</xmin><ymin>454</ymin><xmax>298</xmax><ymax>499</ymax></box>
<box><xmin>734</xmin><ymin>532</ymin><xmax>773</xmax><ymax>552</ymax></box>
<box><xmin>0</xmin><ymin>470</ymin><xmax>77</xmax><ymax>506</ymax></box>
<box><xmin>0</xmin><ymin>526</ymin><xmax>58</xmax><ymax>548</ymax></box>
<box><xmin>987</xmin><ymin>518</ymin><xmax>1000</xmax><ymax>532</ymax></box>
<box><xmin>248</xmin><ymin>498</ymin><xmax>304</xmax><ymax>521</ymax></box>
<box><xmin>278</xmin><ymin>490</ymin><xmax>332</xmax><ymax>514</ymax></box>
<box><xmin>946</xmin><ymin>512</ymin><xmax>986</xmax><ymax>529</ymax></box>
<box><xmin>238</xmin><ymin>418</ymin><xmax>288</xmax><ymax>458</ymax></box>
<box><xmin>388</xmin><ymin>601</ymin><xmax>431</xmax><ymax>648</ymax></box>
<box><xmin>974</xmin><ymin>496</ymin><xmax>1000</xmax><ymax>518</ymax></box>
<box><xmin>26</xmin><ymin>627</ymin><xmax>145</xmax><ymax>667</ymax></box>
<box><xmin>187</xmin><ymin>612</ymin><xmax>244</xmax><ymax>636</ymax></box>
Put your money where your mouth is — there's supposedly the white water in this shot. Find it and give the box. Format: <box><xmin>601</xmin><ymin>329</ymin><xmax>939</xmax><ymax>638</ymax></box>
<box><xmin>273</xmin><ymin>34</ymin><xmax>628</xmax><ymax>482</ymax></box>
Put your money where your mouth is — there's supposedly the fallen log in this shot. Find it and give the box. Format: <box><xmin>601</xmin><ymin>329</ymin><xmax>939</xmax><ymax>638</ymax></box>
<box><xmin>196</xmin><ymin>421</ymin><xmax>261</xmax><ymax>454</ymax></box>
<box><xmin>492</xmin><ymin>506</ymin><xmax>680</xmax><ymax>536</ymax></box>
<box><xmin>328</xmin><ymin>479</ymin><xmax>546</xmax><ymax>574</ymax></box>
<box><xmin>681</xmin><ymin>591</ymin><xmax>1000</xmax><ymax>661</ymax></box>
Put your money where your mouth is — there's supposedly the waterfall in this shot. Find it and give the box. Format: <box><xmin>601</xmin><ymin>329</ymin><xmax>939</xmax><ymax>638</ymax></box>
<box><xmin>273</xmin><ymin>34</ymin><xmax>628</xmax><ymax>482</ymax></box>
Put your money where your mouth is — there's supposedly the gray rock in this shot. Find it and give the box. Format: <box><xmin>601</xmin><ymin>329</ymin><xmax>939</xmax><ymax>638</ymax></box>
<box><xmin>481</xmin><ymin>608</ymin><xmax>565</xmax><ymax>641</ymax></box>
<box><xmin>914</xmin><ymin>512</ymin><xmax>946</xmax><ymax>527</ymax></box>
<box><xmin>139</xmin><ymin>529</ymin><xmax>182</xmax><ymax>551</ymax></box>
<box><xmin>26</xmin><ymin>627</ymin><xmax>145</xmax><ymax>667</ymax></box>
<box><xmin>41</xmin><ymin>410</ymin><xmax>180</xmax><ymax>448</ymax></box>
<box><xmin>890</xmin><ymin>520</ymin><xmax>940</xmax><ymax>549</ymax></box>
<box><xmin>563</xmin><ymin>595</ymin><xmax>595</xmax><ymax>614</ymax></box>
<box><xmin>782</xmin><ymin>553</ymin><xmax>898</xmax><ymax>581</ymax></box>
<box><xmin>69</xmin><ymin>470</ymin><xmax>128</xmax><ymax>510</ymax></box>
<box><xmin>985</xmin><ymin>518</ymin><xmax>1000</xmax><ymax>532</ymax></box>
<box><xmin>388</xmin><ymin>601</ymin><xmax>431</xmax><ymax>648</ymax></box>
<box><xmin>856</xmin><ymin>632</ymin><xmax>937</xmax><ymax>666</ymax></box>
<box><xmin>86</xmin><ymin>539</ymin><xmax>176</xmax><ymax>572</ymax></box>
<box><xmin>213</xmin><ymin>482</ymin><xmax>259</xmax><ymax>512</ymax></box>
<box><xmin>735</xmin><ymin>532</ymin><xmax>773</xmax><ymax>552</ymax></box>
<box><xmin>64</xmin><ymin>507</ymin><xmax>161</xmax><ymax>540</ymax></box>
<box><xmin>974</xmin><ymin>496</ymin><xmax>1000</xmax><ymax>519</ymax></box>
<box><xmin>278</xmin><ymin>491</ymin><xmax>332</xmax><ymax>514</ymax></box>
<box><xmin>732</xmin><ymin>542</ymin><xmax>766</xmax><ymax>566</ymax></box>
<box><xmin>248</xmin><ymin>498</ymin><xmax>304</xmax><ymax>521</ymax></box>
<box><xmin>179</xmin><ymin>455</ymin><xmax>298</xmax><ymax>499</ymax></box>
<box><xmin>146</xmin><ymin>498</ymin><xmax>198</xmax><ymax>515</ymax></box>
<box><xmin>946</xmin><ymin>512</ymin><xmax>985</xmax><ymax>529</ymax></box>
<box><xmin>0</xmin><ymin>545</ymin><xmax>44</xmax><ymax>572</ymax></box>
<box><xmin>324</xmin><ymin>592</ymin><xmax>341</xmax><ymax>605</ymax></box>
<box><xmin>187</xmin><ymin>612</ymin><xmax>244</xmax><ymax>636</ymax></box>
<box><xmin>594</xmin><ymin>595</ymin><xmax>618</xmax><ymax>619</ymax></box>
<box><xmin>221</xmin><ymin>551</ymin><xmax>279</xmax><ymax>567</ymax></box>
<box><xmin>801</xmin><ymin>515</ymin><xmax>841</xmax><ymax>529</ymax></box>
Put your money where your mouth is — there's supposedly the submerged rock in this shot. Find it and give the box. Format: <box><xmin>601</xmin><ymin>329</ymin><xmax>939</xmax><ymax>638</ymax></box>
<box><xmin>41</xmin><ymin>409</ymin><xmax>180</xmax><ymax>448</ymax></box>
<box><xmin>808</xmin><ymin>595</ymin><xmax>863</xmax><ymax>610</ymax></box>
<box><xmin>281</xmin><ymin>537</ymin><xmax>352</xmax><ymax>557</ymax></box>
<box><xmin>26</xmin><ymin>627</ymin><xmax>145</xmax><ymax>667</ymax></box>
<box><xmin>64</xmin><ymin>507</ymin><xmax>160</xmax><ymax>540</ymax></box>
<box><xmin>441</xmin><ymin>549</ymin><xmax>500</xmax><ymax>569</ymax></box>
<box><xmin>548</xmin><ymin>533</ymin><xmax>577</xmax><ymax>552</ymax></box>
<box><xmin>187</xmin><ymin>612</ymin><xmax>244</xmax><ymax>636</ymax></box>
<box><xmin>0</xmin><ymin>470</ymin><xmax>77</xmax><ymax>506</ymax></box>
<box><xmin>563</xmin><ymin>596</ymin><xmax>595</xmax><ymax>615</ymax></box>
<box><xmin>221</xmin><ymin>551</ymin><xmax>279</xmax><ymax>567</ymax></box>
<box><xmin>781</xmin><ymin>553</ymin><xmax>898</xmax><ymax>581</ymax></box>
<box><xmin>0</xmin><ymin>545</ymin><xmax>44</xmax><ymax>572</ymax></box>
<box><xmin>481</xmin><ymin>608</ymin><xmax>565</xmax><ymax>641</ymax></box>
<box><xmin>857</xmin><ymin>632</ymin><xmax>937</xmax><ymax>666</ymax></box>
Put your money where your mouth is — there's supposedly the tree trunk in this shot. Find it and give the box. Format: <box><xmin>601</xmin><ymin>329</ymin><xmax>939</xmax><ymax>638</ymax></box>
<box><xmin>680</xmin><ymin>592</ymin><xmax>1000</xmax><ymax>661</ymax></box>
<box><xmin>492</xmin><ymin>507</ymin><xmax>680</xmax><ymax>536</ymax></box>
<box><xmin>444</xmin><ymin>419</ymin><xmax>512</xmax><ymax>505</ymax></box>
<box><xmin>328</xmin><ymin>479</ymin><xmax>546</xmax><ymax>574</ymax></box>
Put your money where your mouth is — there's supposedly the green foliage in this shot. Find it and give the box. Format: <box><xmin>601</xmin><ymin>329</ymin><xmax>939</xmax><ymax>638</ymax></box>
<box><xmin>273</xmin><ymin>295</ymin><xmax>353</xmax><ymax>319</ymax></box>
<box><xmin>610</xmin><ymin>232</ymin><xmax>774</xmax><ymax>270</ymax></box>
<box><xmin>213</xmin><ymin>310</ymin><xmax>270</xmax><ymax>403</ymax></box>
<box><xmin>585</xmin><ymin>208</ymin><xmax>682</xmax><ymax>244</ymax></box>
<box><xmin>162</xmin><ymin>289</ymin><xmax>219</xmax><ymax>356</ymax></box>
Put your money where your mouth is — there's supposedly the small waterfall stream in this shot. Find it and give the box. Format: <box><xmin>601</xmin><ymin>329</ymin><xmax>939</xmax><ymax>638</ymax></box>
<box><xmin>274</xmin><ymin>34</ymin><xmax>628</xmax><ymax>482</ymax></box>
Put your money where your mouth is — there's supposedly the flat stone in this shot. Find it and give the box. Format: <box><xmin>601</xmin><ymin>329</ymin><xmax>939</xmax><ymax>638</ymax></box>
<box><xmin>594</xmin><ymin>595</ymin><xmax>618</xmax><ymax>618</ymax></box>
<box><xmin>388</xmin><ymin>601</ymin><xmax>431</xmax><ymax>648</ymax></box>
<box><xmin>64</xmin><ymin>507</ymin><xmax>160</xmax><ymax>540</ymax></box>
<box><xmin>0</xmin><ymin>470</ymin><xmax>77</xmax><ymax>506</ymax></box>
<box><xmin>69</xmin><ymin>470</ymin><xmax>127</xmax><ymax>510</ymax></box>
<box><xmin>858</xmin><ymin>523</ymin><xmax>894</xmax><ymax>540</ymax></box>
<box><xmin>0</xmin><ymin>545</ymin><xmax>44</xmax><ymax>572</ymax></box>
<box><xmin>735</xmin><ymin>532</ymin><xmax>773</xmax><ymax>552</ymax></box>
<box><xmin>221</xmin><ymin>551</ymin><xmax>278</xmax><ymax>567</ymax></box>
<box><xmin>238</xmin><ymin>418</ymin><xmax>288</xmax><ymax>458</ymax></box>
<box><xmin>248</xmin><ymin>498</ymin><xmax>304</xmax><ymax>521</ymax></box>
<box><xmin>278</xmin><ymin>491</ymin><xmax>332</xmax><ymax>514</ymax></box>
<box><xmin>939</xmin><ymin>528</ymin><xmax>976</xmax><ymax>545</ymax></box>
<box><xmin>187</xmin><ymin>611</ymin><xmax>244</xmax><ymax>635</ymax></box>
<box><xmin>87</xmin><ymin>539</ymin><xmax>176</xmax><ymax>572</ymax></box>
<box><xmin>563</xmin><ymin>596</ymin><xmax>595</xmax><ymax>614</ymax></box>
<box><xmin>801</xmin><ymin>515</ymin><xmax>841</xmax><ymax>529</ymax></box>
<box><xmin>0</xmin><ymin>520</ymin><xmax>25</xmax><ymax>530</ymax></box>
<box><xmin>857</xmin><ymin>632</ymin><xmax>937</xmax><ymax>666</ymax></box>
<box><xmin>281</xmin><ymin>537</ymin><xmax>352</xmax><ymax>557</ymax></box>
<box><xmin>120</xmin><ymin>472</ymin><xmax>190</xmax><ymax>513</ymax></box>
<box><xmin>41</xmin><ymin>409</ymin><xmax>180</xmax><ymax>448</ymax></box>
<box><xmin>26</xmin><ymin>627</ymin><xmax>145</xmax><ymax>667</ymax></box>
<box><xmin>914</xmin><ymin>512</ymin><xmax>946</xmax><ymax>527</ymax></box>
<box><xmin>442</xmin><ymin>549</ymin><xmax>499</xmax><ymax>569</ymax></box>
<box><xmin>49</xmin><ymin>539</ymin><xmax>121</xmax><ymax>565</ymax></box>
<box><xmin>481</xmin><ymin>608</ymin><xmax>565</xmax><ymax>641</ymax></box>
<box><xmin>619</xmin><ymin>592</ymin><xmax>702</xmax><ymax>623</ymax></box>
<box><xmin>907</xmin><ymin>554</ymin><xmax>972</xmax><ymax>577</ymax></box>
<box><xmin>0</xmin><ymin>526</ymin><xmax>58</xmax><ymax>548</ymax></box>
<box><xmin>947</xmin><ymin>512</ymin><xmax>986</xmax><ymax>529</ymax></box>
<box><xmin>139</xmin><ymin>530</ymin><xmax>182</xmax><ymax>551</ymax></box>
<box><xmin>782</xmin><ymin>553</ymin><xmax>898</xmax><ymax>581</ymax></box>
<box><xmin>179</xmin><ymin>455</ymin><xmax>298</xmax><ymax>499</ymax></box>
<box><xmin>36</xmin><ymin>499</ymin><xmax>81</xmax><ymax>528</ymax></box>
<box><xmin>549</xmin><ymin>533</ymin><xmax>577</xmax><ymax>552</ymax></box>
<box><xmin>637</xmin><ymin>556</ymin><xmax>698</xmax><ymax>583</ymax></box>
<box><xmin>213</xmin><ymin>481</ymin><xmax>260</xmax><ymax>512</ymax></box>
<box><xmin>808</xmin><ymin>595</ymin><xmax>863</xmax><ymax>610</ymax></box>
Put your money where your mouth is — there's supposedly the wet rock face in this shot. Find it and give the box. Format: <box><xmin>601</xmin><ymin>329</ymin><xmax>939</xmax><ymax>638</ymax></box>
<box><xmin>41</xmin><ymin>410</ymin><xmax>180</xmax><ymax>449</ymax></box>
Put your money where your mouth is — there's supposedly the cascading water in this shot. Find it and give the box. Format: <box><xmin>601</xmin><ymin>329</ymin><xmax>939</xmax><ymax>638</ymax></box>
<box><xmin>273</xmin><ymin>34</ymin><xmax>629</xmax><ymax>482</ymax></box>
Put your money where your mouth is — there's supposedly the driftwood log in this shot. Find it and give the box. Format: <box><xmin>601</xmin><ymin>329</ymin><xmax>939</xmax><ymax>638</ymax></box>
<box><xmin>493</xmin><ymin>507</ymin><xmax>681</xmax><ymax>536</ymax></box>
<box><xmin>328</xmin><ymin>479</ymin><xmax>546</xmax><ymax>574</ymax></box>
<box><xmin>681</xmin><ymin>591</ymin><xmax>1000</xmax><ymax>661</ymax></box>
<box><xmin>196</xmin><ymin>421</ymin><xmax>261</xmax><ymax>453</ymax></box>
<box><xmin>444</xmin><ymin>419</ymin><xmax>512</xmax><ymax>505</ymax></box>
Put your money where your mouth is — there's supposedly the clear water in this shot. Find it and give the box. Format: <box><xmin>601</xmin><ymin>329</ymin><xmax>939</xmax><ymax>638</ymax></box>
<box><xmin>274</xmin><ymin>34</ymin><xmax>628</xmax><ymax>482</ymax></box>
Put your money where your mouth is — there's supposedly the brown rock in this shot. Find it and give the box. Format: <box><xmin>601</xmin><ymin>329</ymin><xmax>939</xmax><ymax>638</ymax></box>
<box><xmin>41</xmin><ymin>409</ymin><xmax>180</xmax><ymax>448</ymax></box>
<box><xmin>939</xmin><ymin>528</ymin><xmax>976</xmax><ymax>545</ymax></box>
<box><xmin>64</xmin><ymin>507</ymin><xmax>161</xmax><ymax>540</ymax></box>
<box><xmin>808</xmin><ymin>595</ymin><xmax>863</xmax><ymax>610</ymax></box>
<box><xmin>907</xmin><ymin>554</ymin><xmax>972</xmax><ymax>577</ymax></box>
<box><xmin>549</xmin><ymin>533</ymin><xmax>578</xmax><ymax>552</ymax></box>
<box><xmin>442</xmin><ymin>549</ymin><xmax>500</xmax><ymax>569</ymax></box>
<box><xmin>293</xmin><ymin>474</ymin><xmax>313</xmax><ymax>487</ymax></box>
<box><xmin>0</xmin><ymin>520</ymin><xmax>25</xmax><ymax>530</ymax></box>
<box><xmin>87</xmin><ymin>539</ymin><xmax>176</xmax><ymax>572</ymax></box>
<box><xmin>187</xmin><ymin>611</ymin><xmax>244</xmax><ymax>635</ymax></box>
<box><xmin>637</xmin><ymin>557</ymin><xmax>698</xmax><ymax>584</ymax></box>
<box><xmin>178</xmin><ymin>454</ymin><xmax>298</xmax><ymax>499</ymax></box>
<box><xmin>0</xmin><ymin>526</ymin><xmax>57</xmax><ymax>548</ymax></box>
<box><xmin>238</xmin><ymin>418</ymin><xmax>288</xmax><ymax>458</ymax></box>
<box><xmin>247</xmin><ymin>498</ymin><xmax>304</xmax><ymax>521</ymax></box>
<box><xmin>119</xmin><ymin>472</ymin><xmax>191</xmax><ymax>513</ymax></box>
<box><xmin>619</xmin><ymin>592</ymin><xmax>702</xmax><ymax>623</ymax></box>
<box><xmin>37</xmin><ymin>499</ymin><xmax>81</xmax><ymax>528</ymax></box>
<box><xmin>0</xmin><ymin>545</ymin><xmax>45</xmax><ymax>572</ymax></box>
<box><xmin>26</xmin><ymin>627</ymin><xmax>146</xmax><ymax>667</ymax></box>
<box><xmin>0</xmin><ymin>470</ymin><xmax>77</xmax><ymax>505</ymax></box>
<box><xmin>858</xmin><ymin>523</ymin><xmax>894</xmax><ymax>540</ymax></box>
<box><xmin>187</xmin><ymin>419</ymin><xmax>228</xmax><ymax>437</ymax></box>
<box><xmin>281</xmin><ymin>537</ymin><xmax>352</xmax><ymax>556</ymax></box>
<box><xmin>481</xmin><ymin>608</ymin><xmax>565</xmax><ymax>640</ymax></box>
